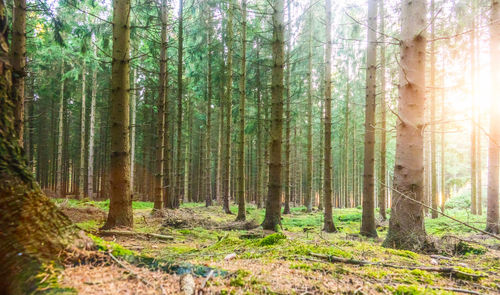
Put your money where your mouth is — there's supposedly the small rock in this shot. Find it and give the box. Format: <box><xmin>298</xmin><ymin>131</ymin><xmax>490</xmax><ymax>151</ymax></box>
<box><xmin>430</xmin><ymin>259</ymin><xmax>438</xmax><ymax>265</ymax></box>
<box><xmin>225</xmin><ymin>253</ymin><xmax>237</xmax><ymax>261</ymax></box>
<box><xmin>180</xmin><ymin>274</ymin><xmax>195</xmax><ymax>295</ymax></box>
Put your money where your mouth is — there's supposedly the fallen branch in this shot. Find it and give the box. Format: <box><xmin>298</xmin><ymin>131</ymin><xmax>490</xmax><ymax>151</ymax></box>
<box><xmin>99</xmin><ymin>230</ymin><xmax>174</xmax><ymax>241</ymax></box>
<box><xmin>309</xmin><ymin>253</ymin><xmax>486</xmax><ymax>280</ymax></box>
<box><xmin>428</xmin><ymin>286</ymin><xmax>481</xmax><ymax>295</ymax></box>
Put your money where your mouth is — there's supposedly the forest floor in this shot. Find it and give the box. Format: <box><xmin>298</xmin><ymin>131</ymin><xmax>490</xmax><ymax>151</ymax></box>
<box><xmin>47</xmin><ymin>199</ymin><xmax>500</xmax><ymax>294</ymax></box>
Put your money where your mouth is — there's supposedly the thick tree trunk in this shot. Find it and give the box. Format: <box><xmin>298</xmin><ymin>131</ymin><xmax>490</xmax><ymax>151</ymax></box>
<box><xmin>0</xmin><ymin>5</ymin><xmax>78</xmax><ymax>291</ymax></box>
<box><xmin>323</xmin><ymin>0</ymin><xmax>337</xmax><ymax>233</ymax></box>
<box><xmin>361</xmin><ymin>0</ymin><xmax>378</xmax><ymax>237</ymax></box>
<box><xmin>378</xmin><ymin>0</ymin><xmax>387</xmax><ymax>221</ymax></box>
<box><xmin>262</xmin><ymin>0</ymin><xmax>284</xmax><ymax>231</ymax></box>
<box><xmin>103</xmin><ymin>0</ymin><xmax>133</xmax><ymax>229</ymax></box>
<box><xmin>383</xmin><ymin>0</ymin><xmax>428</xmax><ymax>249</ymax></box>
<box><xmin>236</xmin><ymin>0</ymin><xmax>247</xmax><ymax>221</ymax></box>
<box><xmin>486</xmin><ymin>0</ymin><xmax>500</xmax><ymax>234</ymax></box>
<box><xmin>11</xmin><ymin>0</ymin><xmax>26</xmax><ymax>144</ymax></box>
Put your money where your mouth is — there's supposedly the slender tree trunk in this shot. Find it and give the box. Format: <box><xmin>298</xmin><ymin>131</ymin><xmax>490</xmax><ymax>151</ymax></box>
<box><xmin>88</xmin><ymin>42</ymin><xmax>97</xmax><ymax>200</ymax></box>
<box><xmin>205</xmin><ymin>7</ymin><xmax>213</xmax><ymax>207</ymax></box>
<box><xmin>11</xmin><ymin>0</ymin><xmax>26</xmax><ymax>144</ymax></box>
<box><xmin>223</xmin><ymin>0</ymin><xmax>234</xmax><ymax>214</ymax></box>
<box><xmin>283</xmin><ymin>0</ymin><xmax>292</xmax><ymax>215</ymax></box>
<box><xmin>262</xmin><ymin>0</ymin><xmax>284</xmax><ymax>231</ymax></box>
<box><xmin>78</xmin><ymin>60</ymin><xmax>87</xmax><ymax>199</ymax></box>
<box><xmin>440</xmin><ymin>57</ymin><xmax>446</xmax><ymax>213</ymax></box>
<box><xmin>256</xmin><ymin>43</ymin><xmax>263</xmax><ymax>209</ymax></box>
<box><xmin>216</xmin><ymin>69</ymin><xmax>224</xmax><ymax>204</ymax></box>
<box><xmin>378</xmin><ymin>0</ymin><xmax>387</xmax><ymax>221</ymax></box>
<box><xmin>323</xmin><ymin>0</ymin><xmax>337</xmax><ymax>233</ymax></box>
<box><xmin>383</xmin><ymin>0</ymin><xmax>427</xmax><ymax>249</ymax></box>
<box><xmin>130</xmin><ymin>64</ymin><xmax>137</xmax><ymax>199</ymax></box>
<box><xmin>175</xmin><ymin>0</ymin><xmax>184</xmax><ymax>209</ymax></box>
<box><xmin>430</xmin><ymin>0</ymin><xmax>439</xmax><ymax>219</ymax></box>
<box><xmin>305</xmin><ymin>0</ymin><xmax>314</xmax><ymax>212</ymax></box>
<box><xmin>471</xmin><ymin>4</ymin><xmax>478</xmax><ymax>215</ymax></box>
<box><xmin>486</xmin><ymin>0</ymin><xmax>500</xmax><ymax>234</ymax></box>
<box><xmin>56</xmin><ymin>61</ymin><xmax>65</xmax><ymax>198</ymax></box>
<box><xmin>236</xmin><ymin>0</ymin><xmax>247</xmax><ymax>220</ymax></box>
<box><xmin>103</xmin><ymin>0</ymin><xmax>133</xmax><ymax>229</ymax></box>
<box><xmin>154</xmin><ymin>1</ymin><xmax>168</xmax><ymax>211</ymax></box>
<box><xmin>361</xmin><ymin>0</ymin><xmax>378</xmax><ymax>237</ymax></box>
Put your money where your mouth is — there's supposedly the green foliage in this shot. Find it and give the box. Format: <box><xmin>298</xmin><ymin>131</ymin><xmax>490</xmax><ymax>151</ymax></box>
<box><xmin>454</xmin><ymin>241</ymin><xmax>487</xmax><ymax>255</ymax></box>
<box><xmin>387</xmin><ymin>285</ymin><xmax>453</xmax><ymax>295</ymax></box>
<box><xmin>88</xmin><ymin>234</ymin><xmax>134</xmax><ymax>256</ymax></box>
<box><xmin>229</xmin><ymin>269</ymin><xmax>251</xmax><ymax>287</ymax></box>
<box><xmin>258</xmin><ymin>233</ymin><xmax>286</xmax><ymax>246</ymax></box>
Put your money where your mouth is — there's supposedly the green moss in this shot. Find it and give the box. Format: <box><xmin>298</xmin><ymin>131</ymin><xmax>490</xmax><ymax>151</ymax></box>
<box><xmin>88</xmin><ymin>234</ymin><xmax>134</xmax><ymax>256</ymax></box>
<box><xmin>230</xmin><ymin>269</ymin><xmax>251</xmax><ymax>287</ymax></box>
<box><xmin>387</xmin><ymin>285</ymin><xmax>453</xmax><ymax>295</ymax></box>
<box><xmin>454</xmin><ymin>241</ymin><xmax>487</xmax><ymax>255</ymax></box>
<box><xmin>385</xmin><ymin>248</ymin><xmax>419</xmax><ymax>260</ymax></box>
<box><xmin>259</xmin><ymin>233</ymin><xmax>286</xmax><ymax>246</ymax></box>
<box><xmin>290</xmin><ymin>263</ymin><xmax>311</xmax><ymax>271</ymax></box>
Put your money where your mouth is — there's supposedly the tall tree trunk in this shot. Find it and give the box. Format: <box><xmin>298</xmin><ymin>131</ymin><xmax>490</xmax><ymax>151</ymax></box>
<box><xmin>486</xmin><ymin>0</ymin><xmax>500</xmax><ymax>234</ymax></box>
<box><xmin>440</xmin><ymin>56</ymin><xmax>446</xmax><ymax>213</ymax></box>
<box><xmin>11</xmin><ymin>0</ymin><xmax>26</xmax><ymax>144</ymax></box>
<box><xmin>378</xmin><ymin>0</ymin><xmax>387</xmax><ymax>221</ymax></box>
<box><xmin>223</xmin><ymin>0</ymin><xmax>234</xmax><ymax>214</ymax></box>
<box><xmin>78</xmin><ymin>60</ymin><xmax>87</xmax><ymax>199</ymax></box>
<box><xmin>103</xmin><ymin>0</ymin><xmax>133</xmax><ymax>229</ymax></box>
<box><xmin>283</xmin><ymin>0</ymin><xmax>292</xmax><ymax>215</ymax></box>
<box><xmin>56</xmin><ymin>61</ymin><xmax>65</xmax><ymax>198</ymax></box>
<box><xmin>262</xmin><ymin>0</ymin><xmax>284</xmax><ymax>231</ymax></box>
<box><xmin>361</xmin><ymin>0</ymin><xmax>378</xmax><ymax>237</ymax></box>
<box><xmin>205</xmin><ymin>7</ymin><xmax>213</xmax><ymax>207</ymax></box>
<box><xmin>0</xmin><ymin>5</ymin><xmax>78</xmax><ymax>291</ymax></box>
<box><xmin>256</xmin><ymin>42</ymin><xmax>263</xmax><ymax>209</ymax></box>
<box><xmin>471</xmin><ymin>2</ymin><xmax>477</xmax><ymax>215</ymax></box>
<box><xmin>430</xmin><ymin>0</ymin><xmax>438</xmax><ymax>219</ymax></box>
<box><xmin>323</xmin><ymin>0</ymin><xmax>337</xmax><ymax>233</ymax></box>
<box><xmin>216</xmin><ymin>67</ymin><xmax>224</xmax><ymax>204</ymax></box>
<box><xmin>175</xmin><ymin>0</ymin><xmax>184</xmax><ymax>209</ymax></box>
<box><xmin>236</xmin><ymin>0</ymin><xmax>247</xmax><ymax>221</ymax></box>
<box><xmin>383</xmin><ymin>0</ymin><xmax>427</xmax><ymax>249</ymax></box>
<box><xmin>305</xmin><ymin>0</ymin><xmax>313</xmax><ymax>212</ymax></box>
<box><xmin>154</xmin><ymin>1</ymin><xmax>168</xmax><ymax>210</ymax></box>
<box><xmin>88</xmin><ymin>42</ymin><xmax>97</xmax><ymax>199</ymax></box>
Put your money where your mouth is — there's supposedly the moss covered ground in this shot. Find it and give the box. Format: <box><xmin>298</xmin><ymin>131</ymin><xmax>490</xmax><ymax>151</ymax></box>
<box><xmin>54</xmin><ymin>200</ymin><xmax>500</xmax><ymax>294</ymax></box>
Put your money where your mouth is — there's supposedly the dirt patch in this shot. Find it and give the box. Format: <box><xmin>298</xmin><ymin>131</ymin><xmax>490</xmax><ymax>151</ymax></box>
<box><xmin>60</xmin><ymin>206</ymin><xmax>107</xmax><ymax>223</ymax></box>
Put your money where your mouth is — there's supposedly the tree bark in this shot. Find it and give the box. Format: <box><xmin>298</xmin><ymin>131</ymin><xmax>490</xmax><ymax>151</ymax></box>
<box><xmin>262</xmin><ymin>0</ymin><xmax>284</xmax><ymax>231</ymax></box>
<box><xmin>103</xmin><ymin>0</ymin><xmax>133</xmax><ymax>229</ymax></box>
<box><xmin>223</xmin><ymin>0</ymin><xmax>234</xmax><ymax>214</ymax></box>
<box><xmin>236</xmin><ymin>0</ymin><xmax>247</xmax><ymax>221</ymax></box>
<box><xmin>378</xmin><ymin>0</ymin><xmax>387</xmax><ymax>221</ymax></box>
<box><xmin>78</xmin><ymin>60</ymin><xmax>87</xmax><ymax>199</ymax></box>
<box><xmin>361</xmin><ymin>0</ymin><xmax>378</xmax><ymax>237</ymax></box>
<box><xmin>56</xmin><ymin>61</ymin><xmax>65</xmax><ymax>198</ymax></box>
<box><xmin>0</xmin><ymin>5</ymin><xmax>78</xmax><ymax>291</ymax></box>
<box><xmin>88</xmin><ymin>41</ymin><xmax>97</xmax><ymax>200</ymax></box>
<box><xmin>11</xmin><ymin>0</ymin><xmax>26</xmax><ymax>144</ymax></box>
<box><xmin>283</xmin><ymin>0</ymin><xmax>292</xmax><ymax>215</ymax></box>
<box><xmin>305</xmin><ymin>0</ymin><xmax>314</xmax><ymax>212</ymax></box>
<box><xmin>383</xmin><ymin>0</ymin><xmax>428</xmax><ymax>250</ymax></box>
<box><xmin>323</xmin><ymin>0</ymin><xmax>337</xmax><ymax>233</ymax></box>
<box><xmin>430</xmin><ymin>0</ymin><xmax>438</xmax><ymax>219</ymax></box>
<box><xmin>486</xmin><ymin>0</ymin><xmax>500</xmax><ymax>234</ymax></box>
<box><xmin>175</xmin><ymin>0</ymin><xmax>184</xmax><ymax>209</ymax></box>
<box><xmin>205</xmin><ymin>6</ymin><xmax>213</xmax><ymax>207</ymax></box>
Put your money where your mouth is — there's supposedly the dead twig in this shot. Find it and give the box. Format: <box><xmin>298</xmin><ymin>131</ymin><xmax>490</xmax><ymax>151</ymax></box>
<box><xmin>309</xmin><ymin>253</ymin><xmax>486</xmax><ymax>280</ymax></box>
<box><xmin>99</xmin><ymin>230</ymin><xmax>174</xmax><ymax>241</ymax></box>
